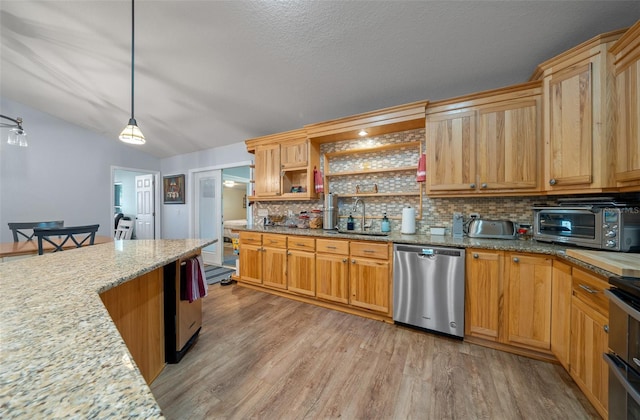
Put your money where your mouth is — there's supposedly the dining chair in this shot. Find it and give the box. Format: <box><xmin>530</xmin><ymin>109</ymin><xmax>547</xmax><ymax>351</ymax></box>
<box><xmin>33</xmin><ymin>224</ymin><xmax>100</xmax><ymax>255</ymax></box>
<box><xmin>8</xmin><ymin>220</ymin><xmax>65</xmax><ymax>242</ymax></box>
<box><xmin>114</xmin><ymin>219</ymin><xmax>134</xmax><ymax>240</ymax></box>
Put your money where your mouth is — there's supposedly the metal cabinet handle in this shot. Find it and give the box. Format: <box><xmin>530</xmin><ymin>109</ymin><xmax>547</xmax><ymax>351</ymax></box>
<box><xmin>579</xmin><ymin>284</ymin><xmax>598</xmax><ymax>294</ymax></box>
<box><xmin>327</xmin><ymin>246</ymin><xmax>337</xmax><ymax>249</ymax></box>
<box><xmin>481</xmin><ymin>183</ymin><xmax>487</xmax><ymax>189</ymax></box>
<box><xmin>364</xmin><ymin>250</ymin><xmax>375</xmax><ymax>253</ymax></box>
<box><xmin>549</xmin><ymin>178</ymin><xmax>557</xmax><ymax>186</ymax></box>
<box><xmin>513</xmin><ymin>257</ymin><xmax>519</xmax><ymax>263</ymax></box>
<box><xmin>473</xmin><ymin>253</ymin><xmax>479</xmax><ymax>259</ymax></box>
<box><xmin>470</xmin><ymin>183</ymin><xmax>476</xmax><ymax>189</ymax></box>
<box><xmin>352</xmin><ymin>259</ymin><xmax>356</xmax><ymax>264</ymax></box>
<box><xmin>287</xmin><ymin>251</ymin><xmax>292</xmax><ymax>255</ymax></box>
<box><xmin>295</xmin><ymin>243</ymin><xmax>305</xmax><ymax>247</ymax></box>
<box><xmin>604</xmin><ymin>324</ymin><xmax>609</xmax><ymax>333</ymax></box>
<box><xmin>342</xmin><ymin>258</ymin><xmax>347</xmax><ymax>263</ymax></box>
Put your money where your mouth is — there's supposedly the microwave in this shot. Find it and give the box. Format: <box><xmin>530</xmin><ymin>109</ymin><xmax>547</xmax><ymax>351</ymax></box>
<box><xmin>532</xmin><ymin>204</ymin><xmax>640</xmax><ymax>252</ymax></box>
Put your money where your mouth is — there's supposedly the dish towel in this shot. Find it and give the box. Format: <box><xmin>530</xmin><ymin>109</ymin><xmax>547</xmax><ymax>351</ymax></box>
<box><xmin>416</xmin><ymin>153</ymin><xmax>426</xmax><ymax>182</ymax></box>
<box><xmin>180</xmin><ymin>255</ymin><xmax>208</xmax><ymax>303</ymax></box>
<box><xmin>314</xmin><ymin>166</ymin><xmax>324</xmax><ymax>193</ymax></box>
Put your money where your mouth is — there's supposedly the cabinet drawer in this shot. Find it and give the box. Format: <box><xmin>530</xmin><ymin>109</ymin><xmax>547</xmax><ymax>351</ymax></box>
<box><xmin>572</xmin><ymin>267</ymin><xmax>609</xmax><ymax>315</ymax></box>
<box><xmin>316</xmin><ymin>239</ymin><xmax>349</xmax><ymax>255</ymax></box>
<box><xmin>287</xmin><ymin>236</ymin><xmax>315</xmax><ymax>251</ymax></box>
<box><xmin>350</xmin><ymin>241</ymin><xmax>389</xmax><ymax>260</ymax></box>
<box><xmin>262</xmin><ymin>234</ymin><xmax>287</xmax><ymax>248</ymax></box>
<box><xmin>240</xmin><ymin>232</ymin><xmax>262</xmax><ymax>246</ymax></box>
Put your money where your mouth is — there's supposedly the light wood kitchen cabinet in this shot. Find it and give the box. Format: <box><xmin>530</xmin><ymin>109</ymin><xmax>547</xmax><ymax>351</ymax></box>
<box><xmin>611</xmin><ymin>21</ymin><xmax>640</xmax><ymax>191</ymax></box>
<box><xmin>287</xmin><ymin>236</ymin><xmax>315</xmax><ymax>296</ymax></box>
<box><xmin>99</xmin><ymin>268</ymin><xmax>164</xmax><ymax>384</ymax></box>
<box><xmin>504</xmin><ymin>253</ymin><xmax>553</xmax><ymax>351</ymax></box>
<box><xmin>254</xmin><ymin>143</ymin><xmax>281</xmax><ymax>197</ymax></box>
<box><xmin>569</xmin><ymin>267</ymin><xmax>609</xmax><ymax>419</ymax></box>
<box><xmin>239</xmin><ymin>232</ymin><xmax>263</xmax><ymax>285</ymax></box>
<box><xmin>316</xmin><ymin>239</ymin><xmax>350</xmax><ymax>304</ymax></box>
<box><xmin>426</xmin><ymin>82</ymin><xmax>542</xmax><ymax>196</ymax></box>
<box><xmin>349</xmin><ymin>241</ymin><xmax>391</xmax><ymax>315</ymax></box>
<box><xmin>246</xmin><ymin>129</ymin><xmax>320</xmax><ymax>201</ymax></box>
<box><xmin>464</xmin><ymin>249</ymin><xmax>503</xmax><ymax>341</ymax></box>
<box><xmin>531</xmin><ymin>29</ymin><xmax>625</xmax><ymax>193</ymax></box>
<box><xmin>551</xmin><ymin>260</ymin><xmax>572</xmax><ymax>371</ymax></box>
<box><xmin>262</xmin><ymin>234</ymin><xmax>287</xmax><ymax>290</ymax></box>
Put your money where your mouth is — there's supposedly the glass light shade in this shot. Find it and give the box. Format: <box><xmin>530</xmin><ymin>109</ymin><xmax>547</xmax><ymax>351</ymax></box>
<box><xmin>7</xmin><ymin>128</ymin><xmax>27</xmax><ymax>147</ymax></box>
<box><xmin>119</xmin><ymin>118</ymin><xmax>145</xmax><ymax>145</ymax></box>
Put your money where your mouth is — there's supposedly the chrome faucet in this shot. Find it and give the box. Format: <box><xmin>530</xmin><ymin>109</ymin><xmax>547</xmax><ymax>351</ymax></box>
<box><xmin>353</xmin><ymin>198</ymin><xmax>369</xmax><ymax>231</ymax></box>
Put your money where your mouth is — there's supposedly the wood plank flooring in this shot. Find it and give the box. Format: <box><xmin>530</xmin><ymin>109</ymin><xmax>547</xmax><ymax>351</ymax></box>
<box><xmin>151</xmin><ymin>284</ymin><xmax>599</xmax><ymax>419</ymax></box>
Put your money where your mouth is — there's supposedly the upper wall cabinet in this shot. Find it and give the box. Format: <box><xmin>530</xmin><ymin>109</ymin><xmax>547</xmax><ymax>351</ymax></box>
<box><xmin>610</xmin><ymin>21</ymin><xmax>640</xmax><ymax>192</ymax></box>
<box><xmin>304</xmin><ymin>101</ymin><xmax>427</xmax><ymax>144</ymax></box>
<box><xmin>530</xmin><ymin>29</ymin><xmax>626</xmax><ymax>194</ymax></box>
<box><xmin>246</xmin><ymin>129</ymin><xmax>320</xmax><ymax>201</ymax></box>
<box><xmin>426</xmin><ymin>82</ymin><xmax>542</xmax><ymax>196</ymax></box>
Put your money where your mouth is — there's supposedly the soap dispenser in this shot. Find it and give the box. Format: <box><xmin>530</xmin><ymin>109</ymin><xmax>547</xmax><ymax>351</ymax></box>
<box><xmin>381</xmin><ymin>212</ymin><xmax>390</xmax><ymax>232</ymax></box>
<box><xmin>347</xmin><ymin>213</ymin><xmax>355</xmax><ymax>230</ymax></box>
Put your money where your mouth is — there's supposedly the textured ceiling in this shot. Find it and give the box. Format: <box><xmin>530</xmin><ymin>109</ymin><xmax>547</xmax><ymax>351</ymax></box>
<box><xmin>1</xmin><ymin>1</ymin><xmax>639</xmax><ymax>158</ymax></box>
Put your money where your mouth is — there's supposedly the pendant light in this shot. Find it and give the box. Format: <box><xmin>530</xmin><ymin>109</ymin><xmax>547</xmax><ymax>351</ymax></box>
<box><xmin>119</xmin><ymin>0</ymin><xmax>145</xmax><ymax>145</ymax></box>
<box><xmin>0</xmin><ymin>115</ymin><xmax>28</xmax><ymax>147</ymax></box>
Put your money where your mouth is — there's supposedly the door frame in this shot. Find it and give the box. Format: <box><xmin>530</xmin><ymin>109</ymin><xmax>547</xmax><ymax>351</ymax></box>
<box><xmin>189</xmin><ymin>160</ymin><xmax>252</xmax><ymax>258</ymax></box>
<box><xmin>110</xmin><ymin>166</ymin><xmax>162</xmax><ymax>239</ymax></box>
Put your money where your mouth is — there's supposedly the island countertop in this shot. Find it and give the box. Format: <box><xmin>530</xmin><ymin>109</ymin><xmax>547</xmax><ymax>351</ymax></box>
<box><xmin>0</xmin><ymin>239</ymin><xmax>214</xmax><ymax>419</ymax></box>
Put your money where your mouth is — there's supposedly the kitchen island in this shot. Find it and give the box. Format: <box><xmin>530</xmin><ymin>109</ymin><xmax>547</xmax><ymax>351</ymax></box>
<box><xmin>0</xmin><ymin>239</ymin><xmax>213</xmax><ymax>419</ymax></box>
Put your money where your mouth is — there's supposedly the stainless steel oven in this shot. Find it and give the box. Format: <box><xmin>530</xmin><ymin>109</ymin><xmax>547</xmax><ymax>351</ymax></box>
<box><xmin>533</xmin><ymin>198</ymin><xmax>640</xmax><ymax>251</ymax></box>
<box><xmin>605</xmin><ymin>276</ymin><xmax>640</xmax><ymax>419</ymax></box>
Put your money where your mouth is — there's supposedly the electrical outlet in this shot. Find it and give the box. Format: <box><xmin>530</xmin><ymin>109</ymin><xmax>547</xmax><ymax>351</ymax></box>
<box><xmin>470</xmin><ymin>212</ymin><xmax>480</xmax><ymax>219</ymax></box>
<box><xmin>257</xmin><ymin>209</ymin><xmax>268</xmax><ymax>217</ymax></box>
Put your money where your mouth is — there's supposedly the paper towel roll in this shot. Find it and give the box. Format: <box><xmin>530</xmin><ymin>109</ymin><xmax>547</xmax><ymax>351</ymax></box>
<box><xmin>401</xmin><ymin>207</ymin><xmax>416</xmax><ymax>234</ymax></box>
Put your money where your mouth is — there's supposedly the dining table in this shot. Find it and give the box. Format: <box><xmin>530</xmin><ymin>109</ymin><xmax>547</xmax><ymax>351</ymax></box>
<box><xmin>0</xmin><ymin>235</ymin><xmax>114</xmax><ymax>260</ymax></box>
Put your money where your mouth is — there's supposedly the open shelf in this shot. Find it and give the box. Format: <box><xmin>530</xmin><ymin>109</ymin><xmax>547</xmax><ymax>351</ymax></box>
<box><xmin>325</xmin><ymin>166</ymin><xmax>417</xmax><ymax>177</ymax></box>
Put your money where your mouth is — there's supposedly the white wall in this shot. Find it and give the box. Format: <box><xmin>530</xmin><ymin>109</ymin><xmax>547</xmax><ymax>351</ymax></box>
<box><xmin>160</xmin><ymin>143</ymin><xmax>252</xmax><ymax>239</ymax></box>
<box><xmin>0</xmin><ymin>97</ymin><xmax>160</xmax><ymax>242</ymax></box>
<box><xmin>223</xmin><ymin>186</ymin><xmax>247</xmax><ymax>220</ymax></box>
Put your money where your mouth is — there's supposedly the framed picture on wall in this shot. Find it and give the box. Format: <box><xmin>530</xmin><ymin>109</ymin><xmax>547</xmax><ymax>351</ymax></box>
<box><xmin>163</xmin><ymin>174</ymin><xmax>185</xmax><ymax>204</ymax></box>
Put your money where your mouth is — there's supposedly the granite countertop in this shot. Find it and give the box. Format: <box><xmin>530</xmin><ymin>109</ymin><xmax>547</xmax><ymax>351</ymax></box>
<box><xmin>236</xmin><ymin>226</ymin><xmax>620</xmax><ymax>279</ymax></box>
<box><xmin>0</xmin><ymin>239</ymin><xmax>214</xmax><ymax>419</ymax></box>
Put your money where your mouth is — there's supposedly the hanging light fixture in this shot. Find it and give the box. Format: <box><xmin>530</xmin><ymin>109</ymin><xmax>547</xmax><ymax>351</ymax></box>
<box><xmin>119</xmin><ymin>0</ymin><xmax>145</xmax><ymax>145</ymax></box>
<box><xmin>0</xmin><ymin>115</ymin><xmax>28</xmax><ymax>147</ymax></box>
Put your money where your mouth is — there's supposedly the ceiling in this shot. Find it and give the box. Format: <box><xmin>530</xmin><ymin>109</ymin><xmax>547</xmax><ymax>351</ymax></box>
<box><xmin>1</xmin><ymin>1</ymin><xmax>638</xmax><ymax>159</ymax></box>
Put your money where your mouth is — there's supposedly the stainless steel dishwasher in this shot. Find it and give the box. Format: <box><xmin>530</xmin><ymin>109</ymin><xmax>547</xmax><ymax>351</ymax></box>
<box><xmin>393</xmin><ymin>244</ymin><xmax>465</xmax><ymax>338</ymax></box>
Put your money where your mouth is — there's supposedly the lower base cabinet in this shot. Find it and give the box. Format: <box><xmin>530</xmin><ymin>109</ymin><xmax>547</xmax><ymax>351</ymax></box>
<box><xmin>316</xmin><ymin>239</ymin><xmax>350</xmax><ymax>304</ymax></box>
<box><xmin>349</xmin><ymin>241</ymin><xmax>392</xmax><ymax>315</ymax></box>
<box><xmin>569</xmin><ymin>268</ymin><xmax>609</xmax><ymax>419</ymax></box>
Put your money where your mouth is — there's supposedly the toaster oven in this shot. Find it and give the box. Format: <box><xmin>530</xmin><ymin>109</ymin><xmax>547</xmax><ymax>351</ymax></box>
<box><xmin>532</xmin><ymin>201</ymin><xmax>640</xmax><ymax>252</ymax></box>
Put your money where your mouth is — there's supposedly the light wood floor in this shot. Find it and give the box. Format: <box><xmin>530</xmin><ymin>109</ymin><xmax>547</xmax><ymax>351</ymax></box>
<box><xmin>151</xmin><ymin>284</ymin><xmax>599</xmax><ymax>420</ymax></box>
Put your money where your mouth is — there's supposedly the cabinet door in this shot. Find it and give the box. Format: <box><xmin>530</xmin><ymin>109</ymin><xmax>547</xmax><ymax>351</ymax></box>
<box><xmin>287</xmin><ymin>249</ymin><xmax>316</xmax><ymax>296</ymax></box>
<box><xmin>551</xmin><ymin>260</ymin><xmax>572</xmax><ymax>371</ymax></box>
<box><xmin>316</xmin><ymin>253</ymin><xmax>349</xmax><ymax>304</ymax></box>
<box><xmin>254</xmin><ymin>144</ymin><xmax>281</xmax><ymax>196</ymax></box>
<box><xmin>465</xmin><ymin>250</ymin><xmax>502</xmax><ymax>341</ymax></box>
<box><xmin>570</xmin><ymin>297</ymin><xmax>609</xmax><ymax>418</ymax></box>
<box><xmin>504</xmin><ymin>253</ymin><xmax>553</xmax><ymax>351</ymax></box>
<box><xmin>616</xmin><ymin>58</ymin><xmax>640</xmax><ymax>187</ymax></box>
<box><xmin>547</xmin><ymin>64</ymin><xmax>594</xmax><ymax>189</ymax></box>
<box><xmin>477</xmin><ymin>99</ymin><xmax>540</xmax><ymax>191</ymax></box>
<box><xmin>281</xmin><ymin>139</ymin><xmax>308</xmax><ymax>169</ymax></box>
<box><xmin>426</xmin><ymin>110</ymin><xmax>476</xmax><ymax>192</ymax></box>
<box><xmin>239</xmin><ymin>243</ymin><xmax>262</xmax><ymax>284</ymax></box>
<box><xmin>349</xmin><ymin>257</ymin><xmax>390</xmax><ymax>314</ymax></box>
<box><xmin>262</xmin><ymin>247</ymin><xmax>287</xmax><ymax>290</ymax></box>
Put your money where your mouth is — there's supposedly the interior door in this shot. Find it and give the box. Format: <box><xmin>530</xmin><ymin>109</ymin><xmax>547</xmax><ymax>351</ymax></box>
<box><xmin>194</xmin><ymin>170</ymin><xmax>222</xmax><ymax>265</ymax></box>
<box><xmin>135</xmin><ymin>174</ymin><xmax>155</xmax><ymax>239</ymax></box>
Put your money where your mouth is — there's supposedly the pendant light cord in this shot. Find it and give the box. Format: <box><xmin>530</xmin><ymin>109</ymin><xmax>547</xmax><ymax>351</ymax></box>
<box><xmin>130</xmin><ymin>0</ymin><xmax>135</xmax><ymax>120</ymax></box>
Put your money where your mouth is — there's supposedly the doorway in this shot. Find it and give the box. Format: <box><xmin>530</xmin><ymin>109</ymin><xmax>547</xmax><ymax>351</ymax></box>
<box><xmin>111</xmin><ymin>167</ymin><xmax>160</xmax><ymax>239</ymax></box>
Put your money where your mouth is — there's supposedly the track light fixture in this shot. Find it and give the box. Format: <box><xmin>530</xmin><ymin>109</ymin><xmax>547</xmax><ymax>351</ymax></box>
<box><xmin>0</xmin><ymin>114</ymin><xmax>28</xmax><ymax>147</ymax></box>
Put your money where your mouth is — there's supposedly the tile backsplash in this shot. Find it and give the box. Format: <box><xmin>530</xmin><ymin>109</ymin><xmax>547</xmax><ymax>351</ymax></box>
<box><xmin>251</xmin><ymin>128</ymin><xmax>636</xmax><ymax>234</ymax></box>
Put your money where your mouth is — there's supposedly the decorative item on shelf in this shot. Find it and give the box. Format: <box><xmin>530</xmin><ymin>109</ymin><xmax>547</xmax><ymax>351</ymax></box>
<box><xmin>290</xmin><ymin>185</ymin><xmax>305</xmax><ymax>193</ymax></box>
<box><xmin>0</xmin><ymin>115</ymin><xmax>28</xmax><ymax>147</ymax></box>
<box><xmin>355</xmin><ymin>183</ymin><xmax>378</xmax><ymax>194</ymax></box>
